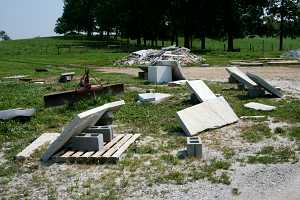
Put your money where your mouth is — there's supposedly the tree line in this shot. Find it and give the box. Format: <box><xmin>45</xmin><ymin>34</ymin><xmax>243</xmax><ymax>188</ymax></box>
<box><xmin>55</xmin><ymin>0</ymin><xmax>300</xmax><ymax>51</ymax></box>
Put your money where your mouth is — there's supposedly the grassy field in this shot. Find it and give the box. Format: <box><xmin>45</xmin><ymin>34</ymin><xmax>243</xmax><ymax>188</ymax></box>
<box><xmin>0</xmin><ymin>36</ymin><xmax>300</xmax><ymax>198</ymax></box>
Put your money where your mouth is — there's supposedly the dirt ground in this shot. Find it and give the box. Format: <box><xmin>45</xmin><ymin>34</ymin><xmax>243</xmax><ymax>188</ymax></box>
<box><xmin>96</xmin><ymin>66</ymin><xmax>300</xmax><ymax>97</ymax></box>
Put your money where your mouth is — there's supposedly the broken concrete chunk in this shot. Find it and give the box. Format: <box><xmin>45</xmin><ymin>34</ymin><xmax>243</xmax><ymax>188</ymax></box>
<box><xmin>16</xmin><ymin>133</ymin><xmax>60</xmax><ymax>161</ymax></box>
<box><xmin>148</xmin><ymin>66</ymin><xmax>172</xmax><ymax>84</ymax></box>
<box><xmin>66</xmin><ymin>134</ymin><xmax>104</xmax><ymax>151</ymax></box>
<box><xmin>226</xmin><ymin>66</ymin><xmax>257</xmax><ymax>89</ymax></box>
<box><xmin>0</xmin><ymin>108</ymin><xmax>36</xmax><ymax>121</ymax></box>
<box><xmin>138</xmin><ymin>93</ymin><xmax>172</xmax><ymax>104</ymax></box>
<box><xmin>168</xmin><ymin>80</ymin><xmax>188</xmax><ymax>87</ymax></box>
<box><xmin>244</xmin><ymin>102</ymin><xmax>276</xmax><ymax>111</ymax></box>
<box><xmin>186</xmin><ymin>80</ymin><xmax>217</xmax><ymax>103</ymax></box>
<box><xmin>247</xmin><ymin>72</ymin><xmax>283</xmax><ymax>98</ymax></box>
<box><xmin>154</xmin><ymin>60</ymin><xmax>186</xmax><ymax>81</ymax></box>
<box><xmin>187</xmin><ymin>136</ymin><xmax>202</xmax><ymax>159</ymax></box>
<box><xmin>176</xmin><ymin>97</ymin><xmax>239</xmax><ymax>136</ymax></box>
<box><xmin>42</xmin><ymin>100</ymin><xmax>125</xmax><ymax>161</ymax></box>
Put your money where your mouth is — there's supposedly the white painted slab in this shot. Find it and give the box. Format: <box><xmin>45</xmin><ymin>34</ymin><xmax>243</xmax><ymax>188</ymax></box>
<box><xmin>154</xmin><ymin>60</ymin><xmax>186</xmax><ymax>80</ymax></box>
<box><xmin>247</xmin><ymin>72</ymin><xmax>283</xmax><ymax>98</ymax></box>
<box><xmin>138</xmin><ymin>93</ymin><xmax>172</xmax><ymax>104</ymax></box>
<box><xmin>148</xmin><ymin>66</ymin><xmax>172</xmax><ymax>84</ymax></box>
<box><xmin>244</xmin><ymin>102</ymin><xmax>276</xmax><ymax>111</ymax></box>
<box><xmin>42</xmin><ymin>100</ymin><xmax>125</xmax><ymax>161</ymax></box>
<box><xmin>226</xmin><ymin>67</ymin><xmax>257</xmax><ymax>88</ymax></box>
<box><xmin>176</xmin><ymin>97</ymin><xmax>239</xmax><ymax>136</ymax></box>
<box><xmin>186</xmin><ymin>80</ymin><xmax>217</xmax><ymax>102</ymax></box>
<box><xmin>16</xmin><ymin>133</ymin><xmax>60</xmax><ymax>160</ymax></box>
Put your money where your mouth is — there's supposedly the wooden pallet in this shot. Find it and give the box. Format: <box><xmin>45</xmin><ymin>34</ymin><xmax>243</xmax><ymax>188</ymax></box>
<box><xmin>52</xmin><ymin>134</ymin><xmax>140</xmax><ymax>163</ymax></box>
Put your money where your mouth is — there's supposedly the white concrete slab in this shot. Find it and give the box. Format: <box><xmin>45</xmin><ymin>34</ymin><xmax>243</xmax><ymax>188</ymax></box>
<box><xmin>247</xmin><ymin>72</ymin><xmax>283</xmax><ymax>98</ymax></box>
<box><xmin>42</xmin><ymin>100</ymin><xmax>125</xmax><ymax>161</ymax></box>
<box><xmin>168</xmin><ymin>80</ymin><xmax>188</xmax><ymax>86</ymax></box>
<box><xmin>154</xmin><ymin>60</ymin><xmax>186</xmax><ymax>80</ymax></box>
<box><xmin>176</xmin><ymin>97</ymin><xmax>239</xmax><ymax>136</ymax></box>
<box><xmin>244</xmin><ymin>102</ymin><xmax>276</xmax><ymax>111</ymax></box>
<box><xmin>16</xmin><ymin>133</ymin><xmax>60</xmax><ymax>160</ymax></box>
<box><xmin>148</xmin><ymin>66</ymin><xmax>172</xmax><ymax>84</ymax></box>
<box><xmin>0</xmin><ymin>108</ymin><xmax>36</xmax><ymax>120</ymax></box>
<box><xmin>186</xmin><ymin>80</ymin><xmax>217</xmax><ymax>102</ymax></box>
<box><xmin>138</xmin><ymin>93</ymin><xmax>172</xmax><ymax>104</ymax></box>
<box><xmin>226</xmin><ymin>67</ymin><xmax>257</xmax><ymax>88</ymax></box>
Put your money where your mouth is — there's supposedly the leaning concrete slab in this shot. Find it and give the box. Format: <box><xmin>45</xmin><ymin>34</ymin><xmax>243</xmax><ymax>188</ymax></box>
<box><xmin>244</xmin><ymin>102</ymin><xmax>276</xmax><ymax>111</ymax></box>
<box><xmin>154</xmin><ymin>60</ymin><xmax>186</xmax><ymax>81</ymax></box>
<box><xmin>176</xmin><ymin>97</ymin><xmax>239</xmax><ymax>136</ymax></box>
<box><xmin>247</xmin><ymin>72</ymin><xmax>283</xmax><ymax>98</ymax></box>
<box><xmin>16</xmin><ymin>133</ymin><xmax>60</xmax><ymax>160</ymax></box>
<box><xmin>42</xmin><ymin>100</ymin><xmax>125</xmax><ymax>161</ymax></box>
<box><xmin>226</xmin><ymin>67</ymin><xmax>257</xmax><ymax>89</ymax></box>
<box><xmin>148</xmin><ymin>66</ymin><xmax>172</xmax><ymax>84</ymax></box>
<box><xmin>186</xmin><ymin>80</ymin><xmax>217</xmax><ymax>102</ymax></box>
<box><xmin>138</xmin><ymin>93</ymin><xmax>172</xmax><ymax>104</ymax></box>
<box><xmin>0</xmin><ymin>108</ymin><xmax>36</xmax><ymax>121</ymax></box>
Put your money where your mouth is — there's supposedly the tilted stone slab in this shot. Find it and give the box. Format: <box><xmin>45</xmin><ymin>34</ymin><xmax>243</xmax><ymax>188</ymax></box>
<box><xmin>138</xmin><ymin>93</ymin><xmax>172</xmax><ymax>104</ymax></box>
<box><xmin>176</xmin><ymin>97</ymin><xmax>239</xmax><ymax>136</ymax></box>
<box><xmin>247</xmin><ymin>72</ymin><xmax>283</xmax><ymax>98</ymax></box>
<box><xmin>244</xmin><ymin>102</ymin><xmax>276</xmax><ymax>111</ymax></box>
<box><xmin>226</xmin><ymin>67</ymin><xmax>257</xmax><ymax>88</ymax></box>
<box><xmin>186</xmin><ymin>80</ymin><xmax>217</xmax><ymax>102</ymax></box>
<box><xmin>0</xmin><ymin>108</ymin><xmax>36</xmax><ymax>120</ymax></box>
<box><xmin>154</xmin><ymin>60</ymin><xmax>186</xmax><ymax>81</ymax></box>
<box><xmin>16</xmin><ymin>133</ymin><xmax>60</xmax><ymax>160</ymax></box>
<box><xmin>42</xmin><ymin>100</ymin><xmax>125</xmax><ymax>161</ymax></box>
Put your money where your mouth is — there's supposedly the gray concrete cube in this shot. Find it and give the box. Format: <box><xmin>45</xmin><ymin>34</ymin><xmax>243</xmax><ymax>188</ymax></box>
<box><xmin>66</xmin><ymin>134</ymin><xmax>104</xmax><ymax>151</ymax></box>
<box><xmin>187</xmin><ymin>137</ymin><xmax>202</xmax><ymax>159</ymax></box>
<box><xmin>84</xmin><ymin>125</ymin><xmax>113</xmax><ymax>142</ymax></box>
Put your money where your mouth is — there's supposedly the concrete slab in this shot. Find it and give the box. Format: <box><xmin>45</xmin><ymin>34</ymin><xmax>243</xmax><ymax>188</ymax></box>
<box><xmin>16</xmin><ymin>133</ymin><xmax>60</xmax><ymax>160</ymax></box>
<box><xmin>244</xmin><ymin>102</ymin><xmax>276</xmax><ymax>111</ymax></box>
<box><xmin>138</xmin><ymin>93</ymin><xmax>172</xmax><ymax>104</ymax></box>
<box><xmin>186</xmin><ymin>80</ymin><xmax>217</xmax><ymax>102</ymax></box>
<box><xmin>226</xmin><ymin>66</ymin><xmax>257</xmax><ymax>88</ymax></box>
<box><xmin>176</xmin><ymin>97</ymin><xmax>239</xmax><ymax>136</ymax></box>
<box><xmin>148</xmin><ymin>66</ymin><xmax>172</xmax><ymax>84</ymax></box>
<box><xmin>0</xmin><ymin>108</ymin><xmax>36</xmax><ymax>121</ymax></box>
<box><xmin>247</xmin><ymin>72</ymin><xmax>283</xmax><ymax>98</ymax></box>
<box><xmin>168</xmin><ymin>80</ymin><xmax>188</xmax><ymax>87</ymax></box>
<box><xmin>42</xmin><ymin>100</ymin><xmax>125</xmax><ymax>161</ymax></box>
<box><xmin>154</xmin><ymin>60</ymin><xmax>186</xmax><ymax>81</ymax></box>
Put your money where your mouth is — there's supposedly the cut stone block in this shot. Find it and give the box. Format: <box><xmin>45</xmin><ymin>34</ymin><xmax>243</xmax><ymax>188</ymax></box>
<box><xmin>85</xmin><ymin>125</ymin><xmax>113</xmax><ymax>142</ymax></box>
<box><xmin>16</xmin><ymin>133</ymin><xmax>60</xmax><ymax>160</ymax></box>
<box><xmin>0</xmin><ymin>108</ymin><xmax>36</xmax><ymax>121</ymax></box>
<box><xmin>247</xmin><ymin>72</ymin><xmax>283</xmax><ymax>98</ymax></box>
<box><xmin>42</xmin><ymin>100</ymin><xmax>125</xmax><ymax>161</ymax></box>
<box><xmin>176</xmin><ymin>97</ymin><xmax>239</xmax><ymax>136</ymax></box>
<box><xmin>187</xmin><ymin>137</ymin><xmax>202</xmax><ymax>158</ymax></box>
<box><xmin>59</xmin><ymin>72</ymin><xmax>75</xmax><ymax>83</ymax></box>
<box><xmin>154</xmin><ymin>60</ymin><xmax>186</xmax><ymax>81</ymax></box>
<box><xmin>138</xmin><ymin>93</ymin><xmax>172</xmax><ymax>104</ymax></box>
<box><xmin>226</xmin><ymin>67</ymin><xmax>257</xmax><ymax>89</ymax></box>
<box><xmin>148</xmin><ymin>66</ymin><xmax>172</xmax><ymax>84</ymax></box>
<box><xmin>65</xmin><ymin>134</ymin><xmax>104</xmax><ymax>151</ymax></box>
<box><xmin>186</xmin><ymin>80</ymin><xmax>217</xmax><ymax>103</ymax></box>
<box><xmin>244</xmin><ymin>102</ymin><xmax>276</xmax><ymax>111</ymax></box>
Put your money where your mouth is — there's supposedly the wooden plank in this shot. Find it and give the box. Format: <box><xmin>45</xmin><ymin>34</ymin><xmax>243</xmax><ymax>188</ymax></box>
<box><xmin>91</xmin><ymin>134</ymin><xmax>124</xmax><ymax>158</ymax></box>
<box><xmin>71</xmin><ymin>151</ymin><xmax>85</xmax><ymax>158</ymax></box>
<box><xmin>61</xmin><ymin>151</ymin><xmax>76</xmax><ymax>158</ymax></box>
<box><xmin>16</xmin><ymin>133</ymin><xmax>60</xmax><ymax>160</ymax></box>
<box><xmin>102</xmin><ymin>134</ymin><xmax>132</xmax><ymax>157</ymax></box>
<box><xmin>111</xmin><ymin>134</ymin><xmax>141</xmax><ymax>160</ymax></box>
<box><xmin>81</xmin><ymin>151</ymin><xmax>96</xmax><ymax>158</ymax></box>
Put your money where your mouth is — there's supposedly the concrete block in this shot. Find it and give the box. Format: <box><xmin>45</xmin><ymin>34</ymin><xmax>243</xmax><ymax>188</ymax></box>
<box><xmin>96</xmin><ymin>111</ymin><xmax>113</xmax><ymax>126</ymax></box>
<box><xmin>248</xmin><ymin>86</ymin><xmax>265</xmax><ymax>98</ymax></box>
<box><xmin>187</xmin><ymin>137</ymin><xmax>202</xmax><ymax>158</ymax></box>
<box><xmin>148</xmin><ymin>66</ymin><xmax>172</xmax><ymax>84</ymax></box>
<box><xmin>153</xmin><ymin>60</ymin><xmax>186</xmax><ymax>81</ymax></box>
<box><xmin>66</xmin><ymin>134</ymin><xmax>104</xmax><ymax>151</ymax></box>
<box><xmin>84</xmin><ymin>125</ymin><xmax>113</xmax><ymax>142</ymax></box>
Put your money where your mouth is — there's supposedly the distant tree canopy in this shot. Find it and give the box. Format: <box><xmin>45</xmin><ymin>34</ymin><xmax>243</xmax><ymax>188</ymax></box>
<box><xmin>0</xmin><ymin>31</ymin><xmax>11</xmax><ymax>41</ymax></box>
<box><xmin>55</xmin><ymin>0</ymin><xmax>300</xmax><ymax>51</ymax></box>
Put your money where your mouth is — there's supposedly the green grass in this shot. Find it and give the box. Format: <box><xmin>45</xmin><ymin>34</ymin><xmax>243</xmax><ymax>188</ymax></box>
<box><xmin>241</xmin><ymin>123</ymin><xmax>272</xmax><ymax>143</ymax></box>
<box><xmin>248</xmin><ymin>146</ymin><xmax>297</xmax><ymax>164</ymax></box>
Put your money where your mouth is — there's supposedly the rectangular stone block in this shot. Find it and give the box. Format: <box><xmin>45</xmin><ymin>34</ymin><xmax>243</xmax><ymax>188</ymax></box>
<box><xmin>85</xmin><ymin>125</ymin><xmax>113</xmax><ymax>142</ymax></box>
<box><xmin>187</xmin><ymin>137</ymin><xmax>202</xmax><ymax>158</ymax></box>
<box><xmin>66</xmin><ymin>134</ymin><xmax>104</xmax><ymax>151</ymax></box>
<box><xmin>148</xmin><ymin>66</ymin><xmax>172</xmax><ymax>84</ymax></box>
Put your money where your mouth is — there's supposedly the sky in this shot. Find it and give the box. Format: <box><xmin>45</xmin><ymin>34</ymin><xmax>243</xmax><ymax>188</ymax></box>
<box><xmin>0</xmin><ymin>0</ymin><xmax>64</xmax><ymax>40</ymax></box>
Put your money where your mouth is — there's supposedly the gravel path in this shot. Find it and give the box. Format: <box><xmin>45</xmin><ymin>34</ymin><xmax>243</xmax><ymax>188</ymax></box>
<box><xmin>96</xmin><ymin>66</ymin><xmax>300</xmax><ymax>97</ymax></box>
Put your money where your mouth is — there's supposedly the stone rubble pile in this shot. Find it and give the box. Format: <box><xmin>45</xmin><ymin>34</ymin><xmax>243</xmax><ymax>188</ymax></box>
<box><xmin>281</xmin><ymin>49</ymin><xmax>300</xmax><ymax>58</ymax></box>
<box><xmin>114</xmin><ymin>45</ymin><xmax>205</xmax><ymax>66</ymax></box>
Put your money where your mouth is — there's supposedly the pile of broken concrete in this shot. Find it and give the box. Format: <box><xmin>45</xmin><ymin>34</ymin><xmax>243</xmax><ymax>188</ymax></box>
<box><xmin>114</xmin><ymin>46</ymin><xmax>204</xmax><ymax>66</ymax></box>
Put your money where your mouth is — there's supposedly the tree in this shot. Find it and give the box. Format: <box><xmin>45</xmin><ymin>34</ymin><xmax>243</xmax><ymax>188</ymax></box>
<box><xmin>0</xmin><ymin>31</ymin><xmax>11</xmax><ymax>40</ymax></box>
